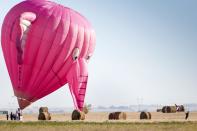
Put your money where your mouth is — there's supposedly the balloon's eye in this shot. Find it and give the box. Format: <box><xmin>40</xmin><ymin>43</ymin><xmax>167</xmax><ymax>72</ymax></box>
<box><xmin>87</xmin><ymin>55</ymin><xmax>91</xmax><ymax>60</ymax></box>
<box><xmin>86</xmin><ymin>54</ymin><xmax>92</xmax><ymax>61</ymax></box>
<box><xmin>72</xmin><ymin>48</ymin><xmax>80</xmax><ymax>60</ymax></box>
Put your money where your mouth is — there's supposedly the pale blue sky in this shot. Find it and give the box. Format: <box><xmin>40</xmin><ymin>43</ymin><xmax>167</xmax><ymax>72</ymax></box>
<box><xmin>0</xmin><ymin>0</ymin><xmax>197</xmax><ymax>109</ymax></box>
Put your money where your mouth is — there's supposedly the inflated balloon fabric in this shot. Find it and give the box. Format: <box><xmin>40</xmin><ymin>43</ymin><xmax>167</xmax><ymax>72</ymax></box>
<box><xmin>1</xmin><ymin>0</ymin><xmax>96</xmax><ymax>110</ymax></box>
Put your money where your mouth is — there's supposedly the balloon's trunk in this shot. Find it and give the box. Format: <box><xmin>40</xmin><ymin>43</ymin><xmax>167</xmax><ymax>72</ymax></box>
<box><xmin>67</xmin><ymin>59</ymin><xmax>88</xmax><ymax>111</ymax></box>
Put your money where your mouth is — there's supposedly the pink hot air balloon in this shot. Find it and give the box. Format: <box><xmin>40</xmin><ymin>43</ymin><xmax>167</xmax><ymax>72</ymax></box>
<box><xmin>1</xmin><ymin>0</ymin><xmax>96</xmax><ymax>110</ymax></box>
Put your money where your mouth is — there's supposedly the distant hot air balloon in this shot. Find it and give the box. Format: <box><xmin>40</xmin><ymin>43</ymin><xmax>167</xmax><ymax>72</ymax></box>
<box><xmin>1</xmin><ymin>0</ymin><xmax>96</xmax><ymax>110</ymax></box>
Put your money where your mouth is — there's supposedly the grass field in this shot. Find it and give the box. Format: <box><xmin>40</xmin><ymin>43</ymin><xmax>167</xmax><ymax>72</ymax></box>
<box><xmin>0</xmin><ymin>121</ymin><xmax>197</xmax><ymax>131</ymax></box>
<box><xmin>0</xmin><ymin>112</ymin><xmax>197</xmax><ymax>131</ymax></box>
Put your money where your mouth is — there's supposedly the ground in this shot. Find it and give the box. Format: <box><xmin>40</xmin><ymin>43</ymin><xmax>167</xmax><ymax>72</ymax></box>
<box><xmin>3</xmin><ymin>112</ymin><xmax>195</xmax><ymax>122</ymax></box>
<box><xmin>0</xmin><ymin>112</ymin><xmax>197</xmax><ymax>131</ymax></box>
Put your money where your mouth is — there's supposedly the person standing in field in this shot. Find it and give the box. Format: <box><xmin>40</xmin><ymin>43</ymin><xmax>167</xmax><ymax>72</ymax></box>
<box><xmin>6</xmin><ymin>112</ymin><xmax>9</xmax><ymax>120</ymax></box>
<box><xmin>10</xmin><ymin>112</ymin><xmax>13</xmax><ymax>120</ymax></box>
<box><xmin>19</xmin><ymin>108</ymin><xmax>23</xmax><ymax>121</ymax></box>
<box><xmin>185</xmin><ymin>111</ymin><xmax>189</xmax><ymax>120</ymax></box>
<box><xmin>16</xmin><ymin>108</ymin><xmax>21</xmax><ymax>120</ymax></box>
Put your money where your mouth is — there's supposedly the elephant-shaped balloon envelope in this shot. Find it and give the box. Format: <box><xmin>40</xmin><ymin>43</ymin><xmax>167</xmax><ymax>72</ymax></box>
<box><xmin>1</xmin><ymin>0</ymin><xmax>96</xmax><ymax>111</ymax></box>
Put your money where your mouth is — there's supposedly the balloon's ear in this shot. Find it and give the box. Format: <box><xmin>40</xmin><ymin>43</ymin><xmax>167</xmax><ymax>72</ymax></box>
<box><xmin>19</xmin><ymin>12</ymin><xmax>37</xmax><ymax>52</ymax></box>
<box><xmin>10</xmin><ymin>12</ymin><xmax>37</xmax><ymax>42</ymax></box>
<box><xmin>12</xmin><ymin>12</ymin><xmax>37</xmax><ymax>65</ymax></box>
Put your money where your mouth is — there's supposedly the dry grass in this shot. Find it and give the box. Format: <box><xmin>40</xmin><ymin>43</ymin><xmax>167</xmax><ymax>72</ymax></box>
<box><xmin>0</xmin><ymin>121</ymin><xmax>197</xmax><ymax>131</ymax></box>
<box><xmin>0</xmin><ymin>112</ymin><xmax>197</xmax><ymax>131</ymax></box>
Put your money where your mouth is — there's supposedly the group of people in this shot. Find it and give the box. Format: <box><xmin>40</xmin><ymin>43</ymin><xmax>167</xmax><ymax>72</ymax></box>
<box><xmin>6</xmin><ymin>108</ymin><xmax>22</xmax><ymax>121</ymax></box>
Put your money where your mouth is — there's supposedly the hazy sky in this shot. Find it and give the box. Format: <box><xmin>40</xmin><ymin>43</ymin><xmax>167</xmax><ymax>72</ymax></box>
<box><xmin>0</xmin><ymin>0</ymin><xmax>197</xmax><ymax>110</ymax></box>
